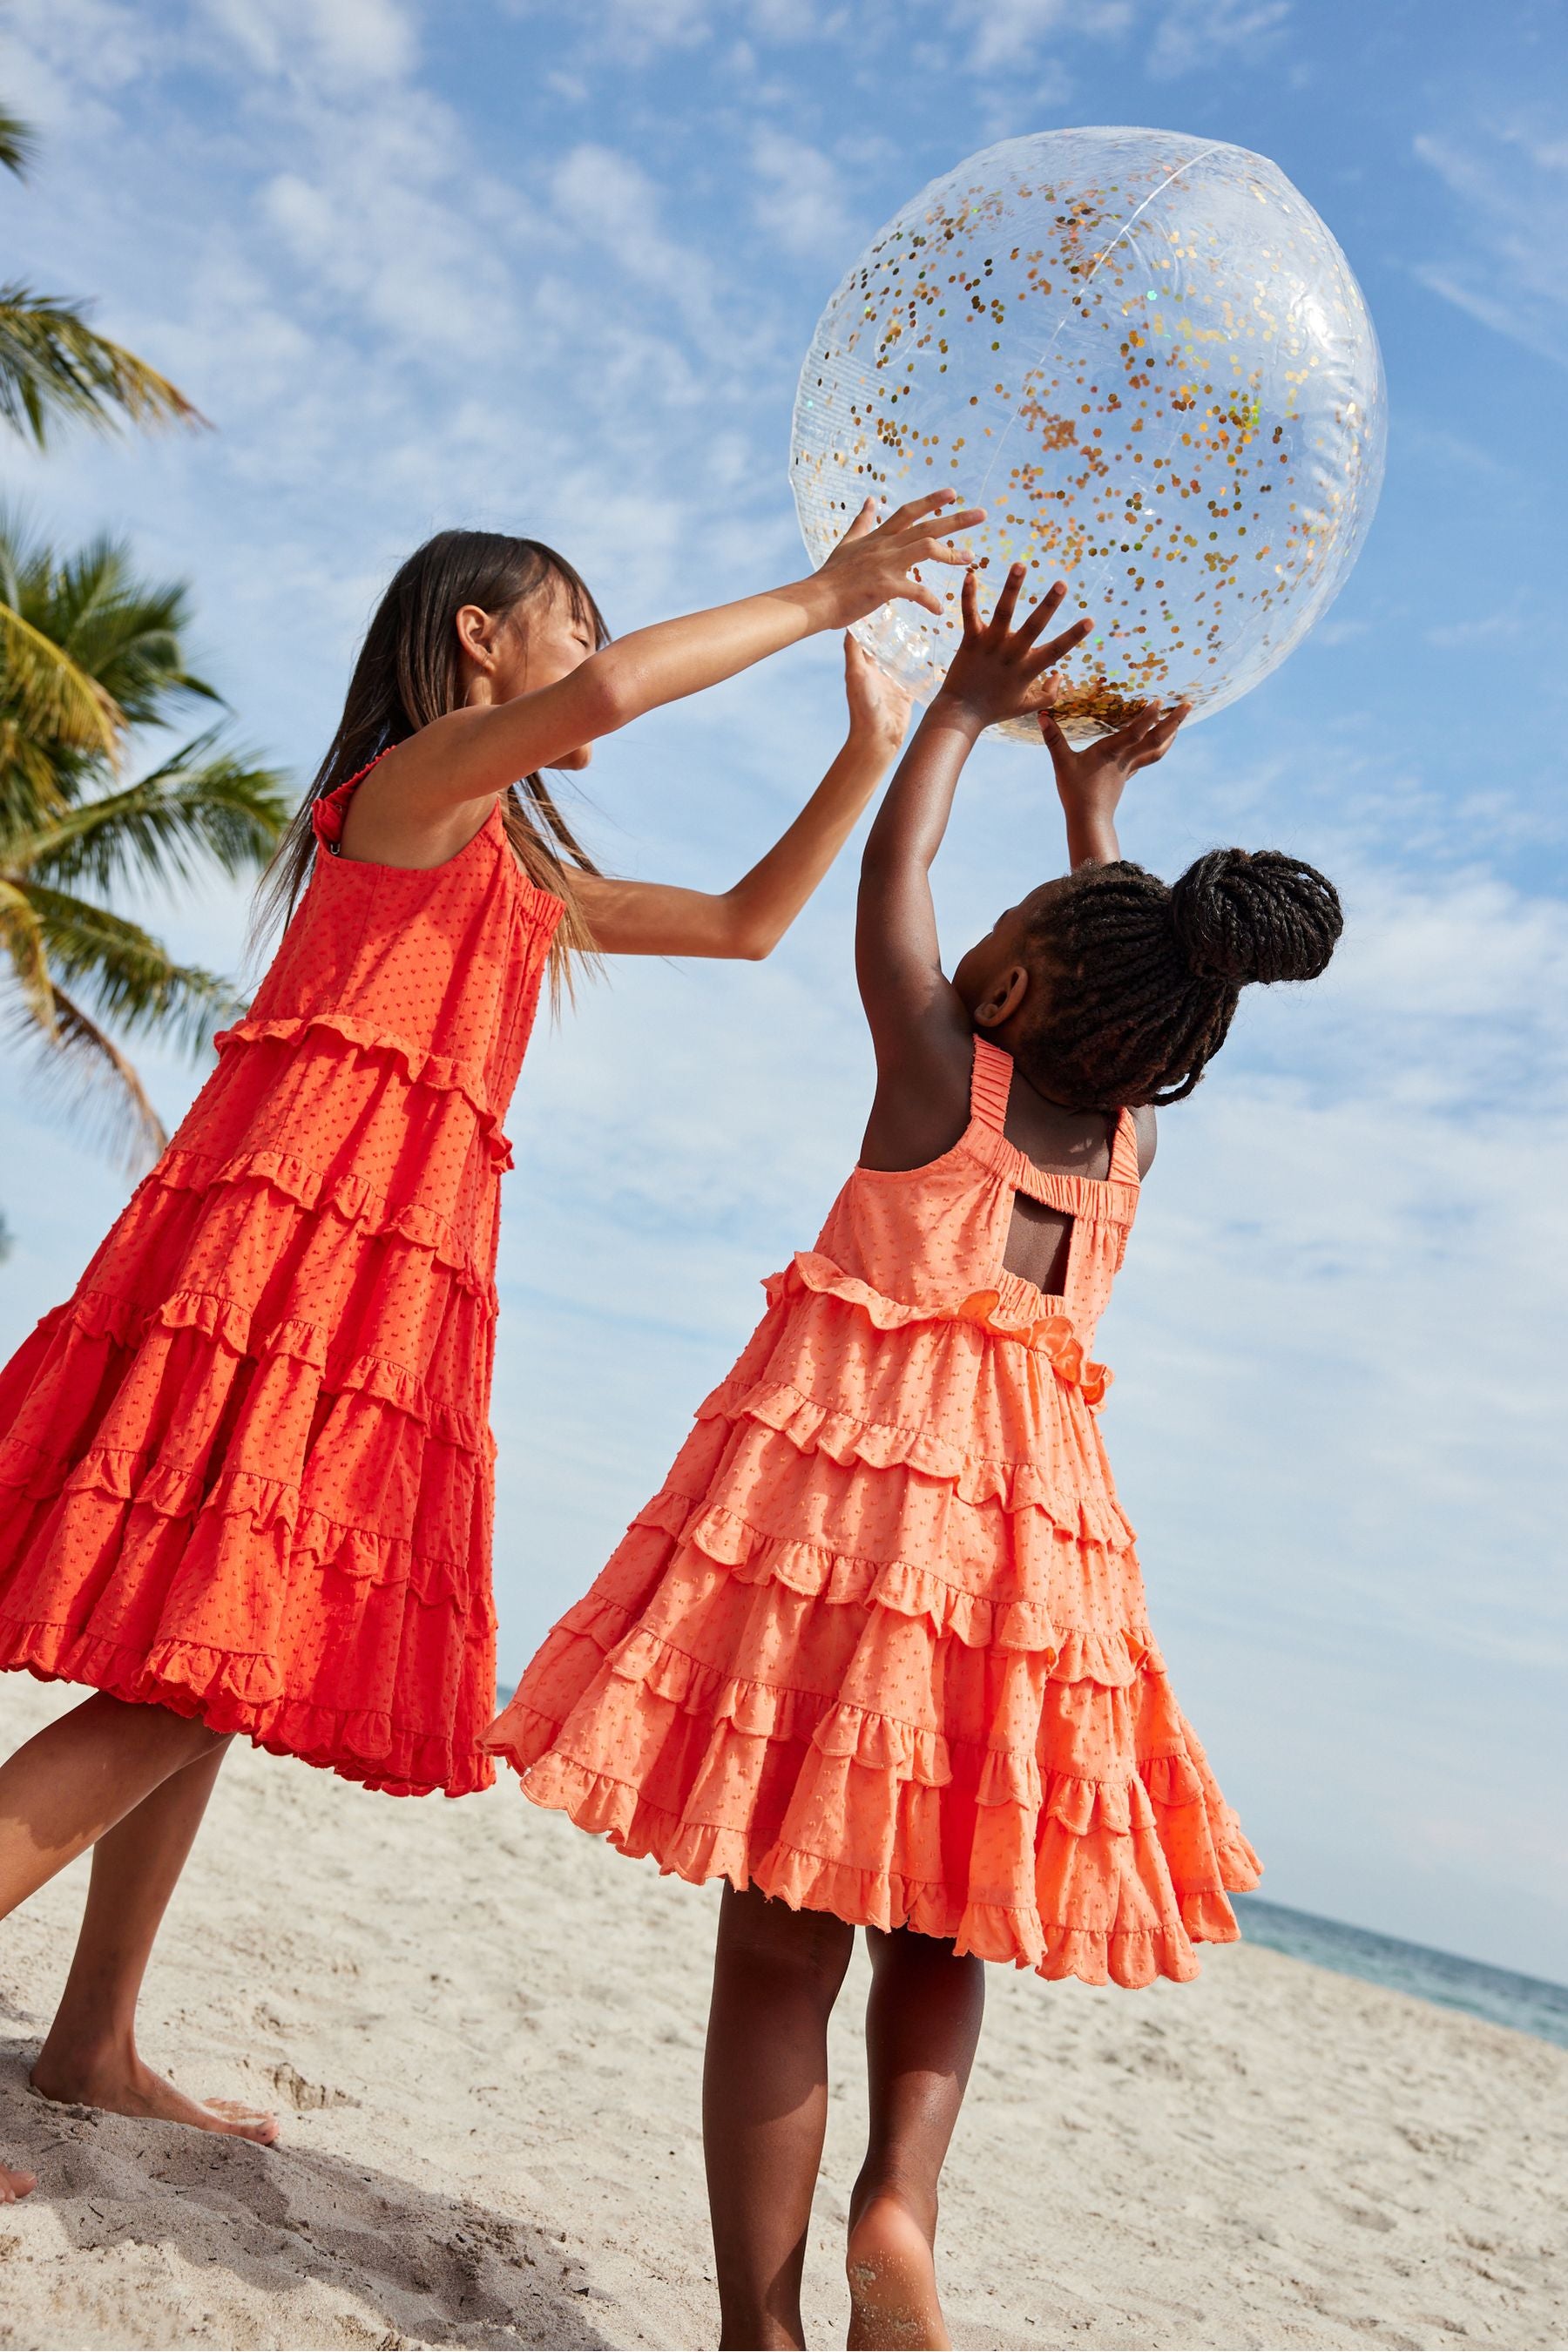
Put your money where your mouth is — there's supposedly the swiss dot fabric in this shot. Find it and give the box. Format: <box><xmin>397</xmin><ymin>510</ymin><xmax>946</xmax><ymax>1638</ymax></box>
<box><xmin>0</xmin><ymin>760</ymin><xmax>562</xmax><ymax>1797</ymax></box>
<box><xmin>487</xmin><ymin>1037</ymin><xmax>1260</xmax><ymax>1986</ymax></box>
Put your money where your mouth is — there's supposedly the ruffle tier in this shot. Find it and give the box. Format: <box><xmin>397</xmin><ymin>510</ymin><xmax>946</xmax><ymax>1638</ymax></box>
<box><xmin>0</xmin><ymin>1017</ymin><xmax>510</xmax><ymax>1797</ymax></box>
<box><xmin>489</xmin><ymin>1281</ymin><xmax>1260</xmax><ymax>1986</ymax></box>
<box><xmin>769</xmin><ymin>1250</ymin><xmax>1112</xmax><ymax>1402</ymax></box>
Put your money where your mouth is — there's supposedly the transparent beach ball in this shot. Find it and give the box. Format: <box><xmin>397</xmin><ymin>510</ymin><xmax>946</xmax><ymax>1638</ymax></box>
<box><xmin>791</xmin><ymin>128</ymin><xmax>1385</xmax><ymax>741</ymax></box>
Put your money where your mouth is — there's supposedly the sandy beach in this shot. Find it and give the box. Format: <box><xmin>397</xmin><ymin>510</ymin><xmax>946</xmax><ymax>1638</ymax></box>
<box><xmin>0</xmin><ymin>1673</ymin><xmax>1563</xmax><ymax>2352</ymax></box>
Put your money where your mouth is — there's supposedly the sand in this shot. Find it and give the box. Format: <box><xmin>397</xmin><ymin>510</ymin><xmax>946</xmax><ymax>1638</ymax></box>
<box><xmin>0</xmin><ymin>1674</ymin><xmax>1564</xmax><ymax>2352</ymax></box>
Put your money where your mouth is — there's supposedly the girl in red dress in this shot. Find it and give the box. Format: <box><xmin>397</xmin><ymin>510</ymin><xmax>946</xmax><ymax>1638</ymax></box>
<box><xmin>0</xmin><ymin>496</ymin><xmax>978</xmax><ymax>2199</ymax></box>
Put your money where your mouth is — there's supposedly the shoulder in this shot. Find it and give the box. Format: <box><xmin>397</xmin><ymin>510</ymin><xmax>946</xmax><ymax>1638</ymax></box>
<box><xmin>1133</xmin><ymin>1103</ymin><xmax>1158</xmax><ymax>1178</ymax></box>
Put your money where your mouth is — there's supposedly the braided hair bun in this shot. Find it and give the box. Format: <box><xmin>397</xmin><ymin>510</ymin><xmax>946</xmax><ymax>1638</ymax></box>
<box><xmin>1017</xmin><ymin>850</ymin><xmax>1343</xmax><ymax>1111</ymax></box>
<box><xmin>1168</xmin><ymin>848</ymin><xmax>1342</xmax><ymax>986</ymax></box>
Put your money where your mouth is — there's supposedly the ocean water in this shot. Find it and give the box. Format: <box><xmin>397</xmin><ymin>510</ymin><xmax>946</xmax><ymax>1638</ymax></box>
<box><xmin>1234</xmin><ymin>1894</ymin><xmax>1568</xmax><ymax>2051</ymax></box>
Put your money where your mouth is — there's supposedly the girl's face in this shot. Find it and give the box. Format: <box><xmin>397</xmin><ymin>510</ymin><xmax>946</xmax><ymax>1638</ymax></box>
<box><xmin>456</xmin><ymin>573</ymin><xmax>599</xmax><ymax>767</ymax></box>
<box><xmin>951</xmin><ymin>877</ymin><xmax>1067</xmax><ymax>1028</ymax></box>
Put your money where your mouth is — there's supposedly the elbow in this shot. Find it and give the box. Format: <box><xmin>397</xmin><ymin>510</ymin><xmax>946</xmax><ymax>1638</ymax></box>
<box><xmin>733</xmin><ymin>921</ymin><xmax>778</xmax><ymax>963</ymax></box>
<box><xmin>575</xmin><ymin>650</ymin><xmax>639</xmax><ymax>741</ymax></box>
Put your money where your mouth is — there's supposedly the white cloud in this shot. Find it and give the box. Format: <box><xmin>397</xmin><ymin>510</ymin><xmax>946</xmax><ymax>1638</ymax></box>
<box><xmin>1148</xmin><ymin>0</ymin><xmax>1290</xmax><ymax>78</ymax></box>
<box><xmin>195</xmin><ymin>0</ymin><xmax>418</xmax><ymax>84</ymax></box>
<box><xmin>958</xmin><ymin>0</ymin><xmax>1129</xmax><ymax>77</ymax></box>
<box><xmin>750</xmin><ymin>126</ymin><xmax>853</xmax><ymax>259</ymax></box>
<box><xmin>1415</xmin><ymin>121</ymin><xmax>1568</xmax><ymax>368</ymax></box>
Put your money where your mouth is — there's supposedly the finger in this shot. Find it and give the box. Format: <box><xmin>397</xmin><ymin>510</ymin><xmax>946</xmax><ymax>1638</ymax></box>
<box><xmin>1012</xmin><ymin>578</ymin><xmax>1069</xmax><ymax>648</ymax></box>
<box><xmin>1023</xmin><ymin>614</ymin><xmax>1095</xmax><ymax>673</ymax></box>
<box><xmin>882</xmin><ymin>487</ymin><xmax>962</xmax><ymax>531</ymax></box>
<box><xmin>961</xmin><ymin>564</ymin><xmax>983</xmax><ymax>636</ymax></box>
<box><xmin>1037</xmin><ymin>707</ymin><xmax>1071</xmax><ymax>762</ymax></box>
<box><xmin>901</xmin><ymin>505</ymin><xmax>986</xmax><ymax>550</ymax></box>
<box><xmin>905</xmin><ymin>579</ymin><xmax>944</xmax><ymax>616</ymax></box>
<box><xmin>1101</xmin><ymin>701</ymin><xmax>1159</xmax><ymax>751</ymax></box>
<box><xmin>988</xmin><ymin>561</ymin><xmax>1027</xmax><ymax>640</ymax></box>
<box><xmin>842</xmin><ymin>497</ymin><xmax>878</xmax><ymax>542</ymax></box>
<box><xmin>1132</xmin><ymin>700</ymin><xmax>1191</xmax><ymax>765</ymax></box>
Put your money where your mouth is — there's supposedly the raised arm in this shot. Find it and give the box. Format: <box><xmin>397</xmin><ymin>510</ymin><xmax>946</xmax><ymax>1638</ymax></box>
<box><xmin>345</xmin><ymin>494</ymin><xmax>979</xmax><ymax>868</ymax></box>
<box><xmin>1037</xmin><ymin>697</ymin><xmax>1191</xmax><ymax>1179</ymax></box>
<box><xmin>855</xmin><ymin>566</ymin><xmax>1092</xmax><ymax>1159</ymax></box>
<box><xmin>1038</xmin><ymin>697</ymin><xmax>1188</xmax><ymax>869</ymax></box>
<box><xmin>576</xmin><ymin>639</ymin><xmax>911</xmax><ymax>957</ymax></box>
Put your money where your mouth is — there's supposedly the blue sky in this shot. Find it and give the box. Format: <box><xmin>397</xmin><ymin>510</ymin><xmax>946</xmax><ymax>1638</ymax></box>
<box><xmin>0</xmin><ymin>0</ymin><xmax>1565</xmax><ymax>1979</ymax></box>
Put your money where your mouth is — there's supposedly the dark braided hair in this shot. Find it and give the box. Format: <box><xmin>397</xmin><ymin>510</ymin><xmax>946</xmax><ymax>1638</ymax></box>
<box><xmin>1015</xmin><ymin>848</ymin><xmax>1343</xmax><ymax>1111</ymax></box>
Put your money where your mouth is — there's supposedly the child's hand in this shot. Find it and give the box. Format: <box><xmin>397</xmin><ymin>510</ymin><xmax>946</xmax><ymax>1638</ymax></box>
<box><xmin>841</xmin><ymin>633</ymin><xmax>912</xmax><ymax>754</ymax></box>
<box><xmin>934</xmin><ymin>563</ymin><xmax>1094</xmax><ymax>729</ymax></box>
<box><xmin>1039</xmin><ymin>697</ymin><xmax>1189</xmax><ymax>868</ymax></box>
<box><xmin>813</xmin><ymin>490</ymin><xmax>985</xmax><ymax>626</ymax></box>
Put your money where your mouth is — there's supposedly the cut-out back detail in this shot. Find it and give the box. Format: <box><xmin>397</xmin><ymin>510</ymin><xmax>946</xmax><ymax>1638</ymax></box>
<box><xmin>1003</xmin><ymin>1191</ymin><xmax>1075</xmax><ymax>1296</ymax></box>
<box><xmin>969</xmin><ymin>1036</ymin><xmax>1132</xmax><ymax>1301</ymax></box>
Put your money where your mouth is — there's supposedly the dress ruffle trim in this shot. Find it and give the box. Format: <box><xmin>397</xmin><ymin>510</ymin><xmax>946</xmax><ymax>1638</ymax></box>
<box><xmin>490</xmin><ymin>1730</ymin><xmax>1257</xmax><ymax>1990</ymax></box>
<box><xmin>693</xmin><ymin>1381</ymin><xmax>1135</xmax><ymax>1546</ymax></box>
<box><xmin>765</xmin><ymin>1252</ymin><xmax>1112</xmax><ymax>1404</ymax></box>
<box><xmin>0</xmin><ymin>1619</ymin><xmax>495</xmax><ymax>1798</ymax></box>
<box><xmin>152</xmin><ymin>1141</ymin><xmax>498</xmax><ymax>1303</ymax></box>
<box><xmin>618</xmin><ymin>1492</ymin><xmax>1151</xmax><ymax>1661</ymax></box>
<box><xmin>0</xmin><ymin>1433</ymin><xmax>490</xmax><ymax>1612</ymax></box>
<box><xmin>9</xmin><ymin>1290</ymin><xmax>490</xmax><ymax>1457</ymax></box>
<box><xmin>211</xmin><ymin>1011</ymin><xmax>515</xmax><ymax>1169</ymax></box>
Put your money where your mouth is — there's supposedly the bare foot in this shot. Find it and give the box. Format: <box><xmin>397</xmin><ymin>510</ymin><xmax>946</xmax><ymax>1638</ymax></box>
<box><xmin>2</xmin><ymin>2159</ymin><xmax>37</xmax><ymax>2201</ymax></box>
<box><xmin>30</xmin><ymin>2051</ymin><xmax>278</xmax><ymax>2146</ymax></box>
<box><xmin>846</xmin><ymin>2193</ymin><xmax>948</xmax><ymax>2350</ymax></box>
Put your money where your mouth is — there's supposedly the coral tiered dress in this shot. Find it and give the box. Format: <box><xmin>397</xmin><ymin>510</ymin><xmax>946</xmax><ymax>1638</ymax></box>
<box><xmin>488</xmin><ymin>1037</ymin><xmax>1260</xmax><ymax>1984</ymax></box>
<box><xmin>0</xmin><ymin>768</ymin><xmax>561</xmax><ymax>1796</ymax></box>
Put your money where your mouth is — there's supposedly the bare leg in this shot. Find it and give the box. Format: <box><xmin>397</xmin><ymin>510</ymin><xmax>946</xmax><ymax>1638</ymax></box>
<box><xmin>703</xmin><ymin>1884</ymin><xmax>855</xmax><ymax>2351</ymax></box>
<box><xmin>0</xmin><ymin>1692</ymin><xmax>275</xmax><ymax>2148</ymax></box>
<box><xmin>30</xmin><ymin>1743</ymin><xmax>276</xmax><ymax>2143</ymax></box>
<box><xmin>0</xmin><ymin>1692</ymin><xmax>223</xmax><ymax>1916</ymax></box>
<box><xmin>845</xmin><ymin>1926</ymin><xmax>985</xmax><ymax>2352</ymax></box>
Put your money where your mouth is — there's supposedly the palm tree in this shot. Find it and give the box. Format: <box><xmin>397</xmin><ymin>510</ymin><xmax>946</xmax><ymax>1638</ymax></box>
<box><xmin>0</xmin><ymin>100</ymin><xmax>199</xmax><ymax>450</ymax></box>
<box><xmin>0</xmin><ymin>517</ymin><xmax>289</xmax><ymax>1171</ymax></box>
<box><xmin>0</xmin><ymin>97</ymin><xmax>201</xmax><ymax>771</ymax></box>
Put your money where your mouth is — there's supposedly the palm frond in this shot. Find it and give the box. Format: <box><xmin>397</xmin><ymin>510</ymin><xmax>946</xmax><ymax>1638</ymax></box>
<box><xmin>22</xmin><ymin>730</ymin><xmax>291</xmax><ymax>893</ymax></box>
<box><xmin>0</xmin><ymin>874</ymin><xmax>54</xmax><ymax>1031</ymax></box>
<box><xmin>0</xmin><ymin>286</ymin><xmax>205</xmax><ymax>448</ymax></box>
<box><xmin>0</xmin><ymin>105</ymin><xmax>37</xmax><ymax>180</ymax></box>
<box><xmin>23</xmin><ymin>880</ymin><xmax>242</xmax><ymax>1052</ymax></box>
<box><xmin>0</xmin><ymin>597</ymin><xmax>119</xmax><ymax>760</ymax></box>
<box><xmin>0</xmin><ymin>515</ymin><xmax>216</xmax><ymax>732</ymax></box>
<box><xmin>3</xmin><ymin>979</ymin><xmax>166</xmax><ymax>1173</ymax></box>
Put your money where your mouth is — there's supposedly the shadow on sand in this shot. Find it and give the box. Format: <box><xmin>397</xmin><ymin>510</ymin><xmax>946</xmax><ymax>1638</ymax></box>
<box><xmin>0</xmin><ymin>2044</ymin><xmax>613</xmax><ymax>2349</ymax></box>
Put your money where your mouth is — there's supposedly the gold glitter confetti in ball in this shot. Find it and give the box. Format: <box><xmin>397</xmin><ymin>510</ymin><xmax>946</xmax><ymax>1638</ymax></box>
<box><xmin>791</xmin><ymin>127</ymin><xmax>1385</xmax><ymax>741</ymax></box>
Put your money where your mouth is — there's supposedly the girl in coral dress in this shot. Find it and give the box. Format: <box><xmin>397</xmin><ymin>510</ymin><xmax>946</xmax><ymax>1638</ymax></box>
<box><xmin>0</xmin><ymin>496</ymin><xmax>979</xmax><ymax>2200</ymax></box>
<box><xmin>486</xmin><ymin>564</ymin><xmax>1344</xmax><ymax>2349</ymax></box>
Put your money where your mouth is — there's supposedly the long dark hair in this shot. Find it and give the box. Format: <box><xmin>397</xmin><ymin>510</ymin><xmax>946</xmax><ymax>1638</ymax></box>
<box><xmin>255</xmin><ymin>530</ymin><xmax>610</xmax><ymax>991</ymax></box>
<box><xmin>1018</xmin><ymin>848</ymin><xmax>1343</xmax><ymax>1110</ymax></box>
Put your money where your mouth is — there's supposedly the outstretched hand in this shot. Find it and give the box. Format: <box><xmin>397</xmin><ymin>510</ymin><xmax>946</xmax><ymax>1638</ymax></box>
<box><xmin>936</xmin><ymin>563</ymin><xmax>1093</xmax><ymax>727</ymax></box>
<box><xmin>1039</xmin><ymin>694</ymin><xmax>1189</xmax><ymax>868</ymax></box>
<box><xmin>815</xmin><ymin>490</ymin><xmax>985</xmax><ymax>626</ymax></box>
<box><xmin>841</xmin><ymin>632</ymin><xmax>913</xmax><ymax>754</ymax></box>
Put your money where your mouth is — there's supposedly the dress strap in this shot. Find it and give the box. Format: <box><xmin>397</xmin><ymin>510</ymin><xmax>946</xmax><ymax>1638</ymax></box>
<box><xmin>312</xmin><ymin>747</ymin><xmax>391</xmax><ymax>852</ymax></box>
<box><xmin>1108</xmin><ymin>1105</ymin><xmax>1142</xmax><ymax>1184</ymax></box>
<box><xmin>969</xmin><ymin>1037</ymin><xmax>1014</xmax><ymax>1133</ymax></box>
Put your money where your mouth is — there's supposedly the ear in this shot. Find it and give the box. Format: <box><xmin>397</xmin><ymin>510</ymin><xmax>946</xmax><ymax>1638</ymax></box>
<box><xmin>973</xmin><ymin>963</ymin><xmax>1031</xmax><ymax>1029</ymax></box>
<box><xmin>454</xmin><ymin>602</ymin><xmax>499</xmax><ymax>672</ymax></box>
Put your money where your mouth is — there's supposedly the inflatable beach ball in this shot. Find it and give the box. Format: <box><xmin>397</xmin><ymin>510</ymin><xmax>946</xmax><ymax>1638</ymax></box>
<box><xmin>791</xmin><ymin>128</ymin><xmax>1385</xmax><ymax>740</ymax></box>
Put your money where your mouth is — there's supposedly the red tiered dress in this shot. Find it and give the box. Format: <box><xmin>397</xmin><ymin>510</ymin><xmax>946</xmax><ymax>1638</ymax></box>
<box><xmin>488</xmin><ymin>1037</ymin><xmax>1260</xmax><ymax>1984</ymax></box>
<box><xmin>0</xmin><ymin>766</ymin><xmax>561</xmax><ymax>1796</ymax></box>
